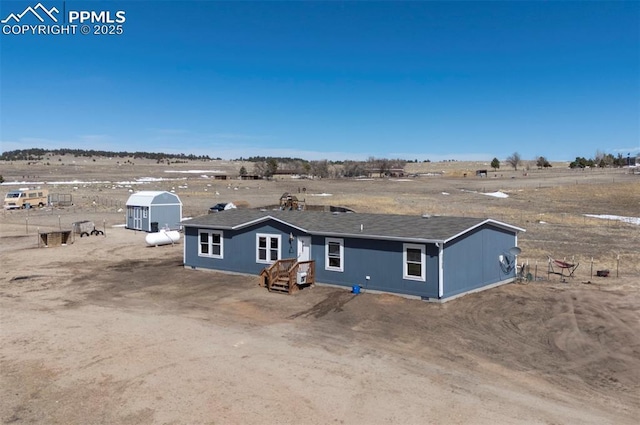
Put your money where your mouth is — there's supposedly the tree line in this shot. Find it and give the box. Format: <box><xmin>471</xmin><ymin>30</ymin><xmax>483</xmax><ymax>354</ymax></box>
<box><xmin>489</xmin><ymin>151</ymin><xmax>633</xmax><ymax>172</ymax></box>
<box><xmin>0</xmin><ymin>148</ymin><xmax>213</xmax><ymax>162</ymax></box>
<box><xmin>247</xmin><ymin>156</ymin><xmax>408</xmax><ymax>179</ymax></box>
<box><xmin>2</xmin><ymin>148</ymin><xmax>633</xmax><ymax>178</ymax></box>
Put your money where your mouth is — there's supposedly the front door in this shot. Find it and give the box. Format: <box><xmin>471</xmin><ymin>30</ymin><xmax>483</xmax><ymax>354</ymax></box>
<box><xmin>297</xmin><ymin>236</ymin><xmax>311</xmax><ymax>261</ymax></box>
<box><xmin>133</xmin><ymin>207</ymin><xmax>142</xmax><ymax>229</ymax></box>
<box><xmin>297</xmin><ymin>236</ymin><xmax>312</xmax><ymax>276</ymax></box>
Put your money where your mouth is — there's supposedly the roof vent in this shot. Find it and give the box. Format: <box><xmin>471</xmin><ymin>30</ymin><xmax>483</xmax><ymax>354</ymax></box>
<box><xmin>422</xmin><ymin>214</ymin><xmax>431</xmax><ymax>218</ymax></box>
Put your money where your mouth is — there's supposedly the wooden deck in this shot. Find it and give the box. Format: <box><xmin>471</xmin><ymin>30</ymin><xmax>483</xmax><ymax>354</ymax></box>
<box><xmin>260</xmin><ymin>259</ymin><xmax>315</xmax><ymax>294</ymax></box>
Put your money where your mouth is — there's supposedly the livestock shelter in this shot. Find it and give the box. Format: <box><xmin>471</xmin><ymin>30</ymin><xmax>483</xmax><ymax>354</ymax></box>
<box><xmin>125</xmin><ymin>191</ymin><xmax>182</xmax><ymax>232</ymax></box>
<box><xmin>182</xmin><ymin>210</ymin><xmax>525</xmax><ymax>301</ymax></box>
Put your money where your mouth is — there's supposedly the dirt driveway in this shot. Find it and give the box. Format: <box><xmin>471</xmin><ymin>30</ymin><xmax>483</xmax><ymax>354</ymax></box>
<box><xmin>1</xmin><ymin>223</ymin><xmax>638</xmax><ymax>424</ymax></box>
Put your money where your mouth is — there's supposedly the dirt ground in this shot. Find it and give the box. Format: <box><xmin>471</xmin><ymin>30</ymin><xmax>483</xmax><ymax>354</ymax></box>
<box><xmin>1</xmin><ymin>159</ymin><xmax>639</xmax><ymax>424</ymax></box>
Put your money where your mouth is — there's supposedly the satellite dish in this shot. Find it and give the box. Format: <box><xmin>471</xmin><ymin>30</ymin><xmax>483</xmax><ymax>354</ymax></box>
<box><xmin>508</xmin><ymin>247</ymin><xmax>522</xmax><ymax>256</ymax></box>
<box><xmin>499</xmin><ymin>248</ymin><xmax>519</xmax><ymax>273</ymax></box>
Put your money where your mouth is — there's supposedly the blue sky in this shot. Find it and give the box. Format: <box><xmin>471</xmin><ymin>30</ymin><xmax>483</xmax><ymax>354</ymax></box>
<box><xmin>1</xmin><ymin>0</ymin><xmax>638</xmax><ymax>161</ymax></box>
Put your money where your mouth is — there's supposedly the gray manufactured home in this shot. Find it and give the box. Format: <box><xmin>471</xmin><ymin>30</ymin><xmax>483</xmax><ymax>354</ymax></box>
<box><xmin>125</xmin><ymin>191</ymin><xmax>183</xmax><ymax>232</ymax></box>
<box><xmin>182</xmin><ymin>209</ymin><xmax>525</xmax><ymax>301</ymax></box>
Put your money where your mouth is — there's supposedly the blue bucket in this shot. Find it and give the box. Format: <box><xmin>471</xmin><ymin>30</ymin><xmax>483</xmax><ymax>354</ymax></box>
<box><xmin>352</xmin><ymin>285</ymin><xmax>361</xmax><ymax>294</ymax></box>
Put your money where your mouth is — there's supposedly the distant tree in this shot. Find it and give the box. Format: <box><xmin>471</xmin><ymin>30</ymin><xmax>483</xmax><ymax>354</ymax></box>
<box><xmin>491</xmin><ymin>158</ymin><xmax>500</xmax><ymax>170</ymax></box>
<box><xmin>601</xmin><ymin>154</ymin><xmax>614</xmax><ymax>168</ymax></box>
<box><xmin>302</xmin><ymin>162</ymin><xmax>311</xmax><ymax>175</ymax></box>
<box><xmin>536</xmin><ymin>156</ymin><xmax>551</xmax><ymax>169</ymax></box>
<box><xmin>266</xmin><ymin>158</ymin><xmax>278</xmax><ymax>178</ymax></box>
<box><xmin>506</xmin><ymin>152</ymin><xmax>522</xmax><ymax>171</ymax></box>
<box><xmin>342</xmin><ymin>160</ymin><xmax>366</xmax><ymax>177</ymax></box>
<box><xmin>378</xmin><ymin>158</ymin><xmax>391</xmax><ymax>177</ymax></box>
<box><xmin>0</xmin><ymin>175</ymin><xmax>4</xmax><ymax>183</ymax></box>
<box><xmin>239</xmin><ymin>166</ymin><xmax>247</xmax><ymax>176</ymax></box>
<box><xmin>569</xmin><ymin>156</ymin><xmax>595</xmax><ymax>169</ymax></box>
<box><xmin>253</xmin><ymin>159</ymin><xmax>278</xmax><ymax>178</ymax></box>
<box><xmin>253</xmin><ymin>161</ymin><xmax>266</xmax><ymax>177</ymax></box>
<box><xmin>612</xmin><ymin>153</ymin><xmax>625</xmax><ymax>167</ymax></box>
<box><xmin>310</xmin><ymin>160</ymin><xmax>330</xmax><ymax>178</ymax></box>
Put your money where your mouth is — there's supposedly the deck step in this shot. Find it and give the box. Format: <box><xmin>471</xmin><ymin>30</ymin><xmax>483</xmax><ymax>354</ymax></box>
<box><xmin>269</xmin><ymin>287</ymin><xmax>290</xmax><ymax>293</ymax></box>
<box><xmin>269</xmin><ymin>278</ymin><xmax>290</xmax><ymax>293</ymax></box>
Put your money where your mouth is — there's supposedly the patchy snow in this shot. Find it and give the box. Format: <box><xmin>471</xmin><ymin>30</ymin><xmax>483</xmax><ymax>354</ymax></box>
<box><xmin>584</xmin><ymin>214</ymin><xmax>640</xmax><ymax>225</ymax></box>
<box><xmin>459</xmin><ymin>188</ymin><xmax>508</xmax><ymax>198</ymax></box>
<box><xmin>164</xmin><ymin>170</ymin><xmax>226</xmax><ymax>174</ymax></box>
<box><xmin>137</xmin><ymin>176</ymin><xmax>174</xmax><ymax>182</ymax></box>
<box><xmin>2</xmin><ymin>180</ymin><xmax>111</xmax><ymax>186</ymax></box>
<box><xmin>2</xmin><ymin>177</ymin><xmax>186</xmax><ymax>186</ymax></box>
<box><xmin>482</xmin><ymin>191</ymin><xmax>509</xmax><ymax>198</ymax></box>
<box><xmin>391</xmin><ymin>179</ymin><xmax>413</xmax><ymax>182</ymax></box>
<box><xmin>310</xmin><ymin>193</ymin><xmax>333</xmax><ymax>197</ymax></box>
<box><xmin>441</xmin><ymin>192</ymin><xmax>450</xmax><ymax>195</ymax></box>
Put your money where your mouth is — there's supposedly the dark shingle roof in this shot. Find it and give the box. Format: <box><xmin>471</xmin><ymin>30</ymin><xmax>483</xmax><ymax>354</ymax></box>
<box><xmin>184</xmin><ymin>210</ymin><xmax>524</xmax><ymax>243</ymax></box>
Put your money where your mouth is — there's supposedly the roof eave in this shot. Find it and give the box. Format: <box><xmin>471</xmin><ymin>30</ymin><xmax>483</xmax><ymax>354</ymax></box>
<box><xmin>305</xmin><ymin>231</ymin><xmax>444</xmax><ymax>244</ymax></box>
<box><xmin>443</xmin><ymin>219</ymin><xmax>525</xmax><ymax>243</ymax></box>
<box><xmin>231</xmin><ymin>215</ymin><xmax>310</xmax><ymax>233</ymax></box>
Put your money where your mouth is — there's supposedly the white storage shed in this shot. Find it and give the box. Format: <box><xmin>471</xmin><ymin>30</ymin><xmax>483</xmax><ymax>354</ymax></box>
<box><xmin>125</xmin><ymin>191</ymin><xmax>182</xmax><ymax>232</ymax></box>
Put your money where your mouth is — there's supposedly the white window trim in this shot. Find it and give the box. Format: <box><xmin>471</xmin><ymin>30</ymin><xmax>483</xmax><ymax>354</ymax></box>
<box><xmin>403</xmin><ymin>243</ymin><xmax>426</xmax><ymax>282</ymax></box>
<box><xmin>325</xmin><ymin>237</ymin><xmax>344</xmax><ymax>272</ymax></box>
<box><xmin>198</xmin><ymin>230</ymin><xmax>224</xmax><ymax>259</ymax></box>
<box><xmin>256</xmin><ymin>233</ymin><xmax>281</xmax><ymax>264</ymax></box>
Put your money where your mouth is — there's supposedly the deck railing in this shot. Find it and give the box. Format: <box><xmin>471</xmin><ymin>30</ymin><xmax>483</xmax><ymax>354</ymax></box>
<box><xmin>260</xmin><ymin>259</ymin><xmax>315</xmax><ymax>294</ymax></box>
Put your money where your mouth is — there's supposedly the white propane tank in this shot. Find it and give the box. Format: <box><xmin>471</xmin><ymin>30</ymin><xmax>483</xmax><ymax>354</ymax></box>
<box><xmin>145</xmin><ymin>229</ymin><xmax>180</xmax><ymax>246</ymax></box>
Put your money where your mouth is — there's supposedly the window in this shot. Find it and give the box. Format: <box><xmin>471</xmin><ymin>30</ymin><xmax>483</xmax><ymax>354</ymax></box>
<box><xmin>403</xmin><ymin>243</ymin><xmax>426</xmax><ymax>281</ymax></box>
<box><xmin>325</xmin><ymin>238</ymin><xmax>344</xmax><ymax>272</ymax></box>
<box><xmin>256</xmin><ymin>233</ymin><xmax>280</xmax><ymax>264</ymax></box>
<box><xmin>199</xmin><ymin>230</ymin><xmax>223</xmax><ymax>258</ymax></box>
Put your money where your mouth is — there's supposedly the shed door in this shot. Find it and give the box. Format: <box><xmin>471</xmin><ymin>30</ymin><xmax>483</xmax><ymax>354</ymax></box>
<box><xmin>133</xmin><ymin>207</ymin><xmax>142</xmax><ymax>229</ymax></box>
<box><xmin>297</xmin><ymin>236</ymin><xmax>311</xmax><ymax>261</ymax></box>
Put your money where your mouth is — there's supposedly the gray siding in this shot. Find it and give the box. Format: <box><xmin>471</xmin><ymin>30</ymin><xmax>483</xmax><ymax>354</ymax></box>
<box><xmin>184</xmin><ymin>221</ymin><xmax>299</xmax><ymax>275</ymax></box>
<box><xmin>183</xmin><ymin>214</ymin><xmax>520</xmax><ymax>300</ymax></box>
<box><xmin>126</xmin><ymin>204</ymin><xmax>181</xmax><ymax>231</ymax></box>
<box><xmin>150</xmin><ymin>192</ymin><xmax>181</xmax><ymax>205</ymax></box>
<box><xmin>141</xmin><ymin>213</ymin><xmax>150</xmax><ymax>232</ymax></box>
<box><xmin>184</xmin><ymin>218</ymin><xmax>440</xmax><ymax>298</ymax></box>
<box><xmin>125</xmin><ymin>208</ymin><xmax>133</xmax><ymax>229</ymax></box>
<box><xmin>150</xmin><ymin>204</ymin><xmax>182</xmax><ymax>231</ymax></box>
<box><xmin>443</xmin><ymin>224</ymin><xmax>516</xmax><ymax>298</ymax></box>
<box><xmin>125</xmin><ymin>206</ymin><xmax>145</xmax><ymax>231</ymax></box>
<box><xmin>312</xmin><ymin>237</ymin><xmax>439</xmax><ymax>298</ymax></box>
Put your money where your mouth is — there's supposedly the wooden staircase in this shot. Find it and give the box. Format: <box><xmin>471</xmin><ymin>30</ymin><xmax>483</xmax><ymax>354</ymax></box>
<box><xmin>260</xmin><ymin>259</ymin><xmax>315</xmax><ymax>294</ymax></box>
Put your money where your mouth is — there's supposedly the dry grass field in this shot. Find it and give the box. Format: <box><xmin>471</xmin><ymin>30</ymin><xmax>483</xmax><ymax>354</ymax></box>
<box><xmin>1</xmin><ymin>158</ymin><xmax>639</xmax><ymax>424</ymax></box>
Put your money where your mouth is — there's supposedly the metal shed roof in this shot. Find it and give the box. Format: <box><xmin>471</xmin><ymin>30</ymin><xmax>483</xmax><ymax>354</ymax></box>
<box><xmin>183</xmin><ymin>209</ymin><xmax>525</xmax><ymax>243</ymax></box>
<box><xmin>125</xmin><ymin>191</ymin><xmax>182</xmax><ymax>207</ymax></box>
